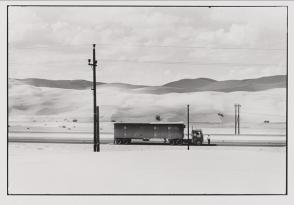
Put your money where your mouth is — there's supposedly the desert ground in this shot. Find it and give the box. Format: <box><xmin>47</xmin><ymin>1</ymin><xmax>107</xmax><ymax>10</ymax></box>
<box><xmin>8</xmin><ymin>121</ymin><xmax>286</xmax><ymax>195</ymax></box>
<box><xmin>8</xmin><ymin>142</ymin><xmax>286</xmax><ymax>194</ymax></box>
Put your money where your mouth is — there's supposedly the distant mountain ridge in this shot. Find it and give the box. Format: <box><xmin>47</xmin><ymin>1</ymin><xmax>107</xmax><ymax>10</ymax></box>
<box><xmin>9</xmin><ymin>75</ymin><xmax>286</xmax><ymax>93</ymax></box>
<box><xmin>161</xmin><ymin>75</ymin><xmax>286</xmax><ymax>93</ymax></box>
<box><xmin>10</xmin><ymin>78</ymin><xmax>103</xmax><ymax>90</ymax></box>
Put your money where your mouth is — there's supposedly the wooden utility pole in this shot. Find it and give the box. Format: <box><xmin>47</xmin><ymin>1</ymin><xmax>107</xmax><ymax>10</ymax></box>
<box><xmin>88</xmin><ymin>44</ymin><xmax>99</xmax><ymax>152</ymax></box>
<box><xmin>234</xmin><ymin>104</ymin><xmax>241</xmax><ymax>135</ymax></box>
<box><xmin>97</xmin><ymin>106</ymin><xmax>100</xmax><ymax>151</ymax></box>
<box><xmin>237</xmin><ymin>104</ymin><xmax>241</xmax><ymax>135</ymax></box>
<box><xmin>187</xmin><ymin>104</ymin><xmax>190</xmax><ymax>150</ymax></box>
<box><xmin>234</xmin><ymin>104</ymin><xmax>237</xmax><ymax>135</ymax></box>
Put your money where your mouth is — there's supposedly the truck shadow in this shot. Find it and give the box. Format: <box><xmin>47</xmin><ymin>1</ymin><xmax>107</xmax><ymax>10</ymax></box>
<box><xmin>114</xmin><ymin>142</ymin><xmax>216</xmax><ymax>146</ymax></box>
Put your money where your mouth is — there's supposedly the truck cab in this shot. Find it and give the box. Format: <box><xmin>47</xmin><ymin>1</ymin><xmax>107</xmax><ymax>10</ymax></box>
<box><xmin>192</xmin><ymin>129</ymin><xmax>204</xmax><ymax>145</ymax></box>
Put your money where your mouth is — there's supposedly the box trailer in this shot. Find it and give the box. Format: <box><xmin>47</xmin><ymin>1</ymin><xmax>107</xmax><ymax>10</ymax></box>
<box><xmin>114</xmin><ymin>122</ymin><xmax>185</xmax><ymax>144</ymax></box>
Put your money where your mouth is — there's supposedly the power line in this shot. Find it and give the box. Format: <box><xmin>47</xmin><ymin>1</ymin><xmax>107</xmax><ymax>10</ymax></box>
<box><xmin>10</xmin><ymin>59</ymin><xmax>285</xmax><ymax>67</ymax></box>
<box><xmin>223</xmin><ymin>111</ymin><xmax>285</xmax><ymax>117</ymax></box>
<box><xmin>100</xmin><ymin>59</ymin><xmax>283</xmax><ymax>66</ymax></box>
<box><xmin>9</xmin><ymin>44</ymin><xmax>89</xmax><ymax>50</ymax></box>
<box><xmin>241</xmin><ymin>112</ymin><xmax>286</xmax><ymax>117</ymax></box>
<box><xmin>10</xmin><ymin>43</ymin><xmax>286</xmax><ymax>51</ymax></box>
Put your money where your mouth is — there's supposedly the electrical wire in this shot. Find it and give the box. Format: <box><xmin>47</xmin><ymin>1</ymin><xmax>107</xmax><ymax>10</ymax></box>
<box><xmin>10</xmin><ymin>43</ymin><xmax>286</xmax><ymax>51</ymax></box>
<box><xmin>9</xmin><ymin>58</ymin><xmax>285</xmax><ymax>67</ymax></box>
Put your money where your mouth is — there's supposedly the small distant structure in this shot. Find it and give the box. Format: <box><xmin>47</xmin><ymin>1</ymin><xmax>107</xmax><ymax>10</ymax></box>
<box><xmin>72</xmin><ymin>119</ymin><xmax>78</xmax><ymax>123</ymax></box>
<box><xmin>155</xmin><ymin>114</ymin><xmax>161</xmax><ymax>121</ymax></box>
<box><xmin>217</xmin><ymin>112</ymin><xmax>224</xmax><ymax>118</ymax></box>
<box><xmin>264</xmin><ymin>120</ymin><xmax>270</xmax><ymax>124</ymax></box>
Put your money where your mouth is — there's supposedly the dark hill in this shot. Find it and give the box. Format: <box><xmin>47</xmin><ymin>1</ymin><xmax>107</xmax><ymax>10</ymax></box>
<box><xmin>161</xmin><ymin>75</ymin><xmax>286</xmax><ymax>93</ymax></box>
<box><xmin>9</xmin><ymin>75</ymin><xmax>286</xmax><ymax>93</ymax></box>
<box><xmin>163</xmin><ymin>78</ymin><xmax>217</xmax><ymax>90</ymax></box>
<box><xmin>12</xmin><ymin>78</ymin><xmax>103</xmax><ymax>90</ymax></box>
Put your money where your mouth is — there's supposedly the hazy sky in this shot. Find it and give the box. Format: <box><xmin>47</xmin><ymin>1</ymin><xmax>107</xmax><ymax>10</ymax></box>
<box><xmin>9</xmin><ymin>6</ymin><xmax>287</xmax><ymax>85</ymax></box>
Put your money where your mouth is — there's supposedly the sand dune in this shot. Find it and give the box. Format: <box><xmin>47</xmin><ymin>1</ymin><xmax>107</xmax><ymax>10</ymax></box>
<box><xmin>8</xmin><ymin>79</ymin><xmax>286</xmax><ymax>124</ymax></box>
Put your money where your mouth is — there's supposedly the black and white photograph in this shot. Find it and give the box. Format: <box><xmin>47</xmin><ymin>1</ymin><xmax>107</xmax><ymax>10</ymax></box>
<box><xmin>4</xmin><ymin>1</ymin><xmax>289</xmax><ymax>196</ymax></box>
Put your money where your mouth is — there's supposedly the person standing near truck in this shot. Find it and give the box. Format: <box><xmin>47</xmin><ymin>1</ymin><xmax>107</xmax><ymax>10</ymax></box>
<box><xmin>207</xmin><ymin>135</ymin><xmax>211</xmax><ymax>145</ymax></box>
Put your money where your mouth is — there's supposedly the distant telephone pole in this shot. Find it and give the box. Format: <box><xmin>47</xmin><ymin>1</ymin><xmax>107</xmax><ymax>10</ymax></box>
<box><xmin>234</xmin><ymin>104</ymin><xmax>237</xmax><ymax>134</ymax></box>
<box><xmin>187</xmin><ymin>104</ymin><xmax>190</xmax><ymax>150</ymax></box>
<box><xmin>237</xmin><ymin>104</ymin><xmax>241</xmax><ymax>135</ymax></box>
<box><xmin>234</xmin><ymin>104</ymin><xmax>241</xmax><ymax>135</ymax></box>
<box><xmin>88</xmin><ymin>44</ymin><xmax>99</xmax><ymax>152</ymax></box>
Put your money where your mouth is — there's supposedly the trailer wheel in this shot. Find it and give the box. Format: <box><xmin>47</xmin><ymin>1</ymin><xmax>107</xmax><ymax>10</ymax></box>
<box><xmin>125</xmin><ymin>139</ymin><xmax>131</xmax><ymax>144</ymax></box>
<box><xmin>196</xmin><ymin>140</ymin><xmax>202</xmax><ymax>145</ymax></box>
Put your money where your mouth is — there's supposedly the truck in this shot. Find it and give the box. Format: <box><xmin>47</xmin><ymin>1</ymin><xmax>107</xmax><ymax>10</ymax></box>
<box><xmin>114</xmin><ymin>122</ymin><xmax>205</xmax><ymax>145</ymax></box>
<box><xmin>191</xmin><ymin>129</ymin><xmax>204</xmax><ymax>145</ymax></box>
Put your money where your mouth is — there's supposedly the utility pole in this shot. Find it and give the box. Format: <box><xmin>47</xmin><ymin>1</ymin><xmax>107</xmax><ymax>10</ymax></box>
<box><xmin>234</xmin><ymin>104</ymin><xmax>237</xmax><ymax>135</ymax></box>
<box><xmin>237</xmin><ymin>104</ymin><xmax>241</xmax><ymax>135</ymax></box>
<box><xmin>234</xmin><ymin>104</ymin><xmax>241</xmax><ymax>135</ymax></box>
<box><xmin>88</xmin><ymin>44</ymin><xmax>99</xmax><ymax>152</ymax></box>
<box><xmin>97</xmin><ymin>106</ymin><xmax>100</xmax><ymax>151</ymax></box>
<box><xmin>187</xmin><ymin>104</ymin><xmax>190</xmax><ymax>150</ymax></box>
